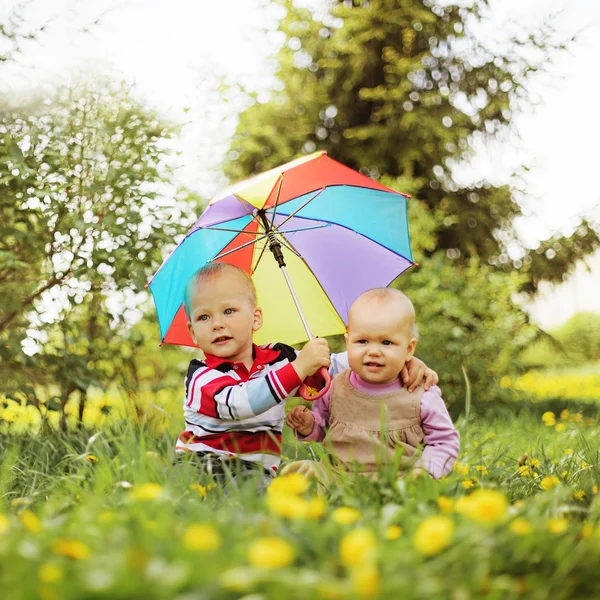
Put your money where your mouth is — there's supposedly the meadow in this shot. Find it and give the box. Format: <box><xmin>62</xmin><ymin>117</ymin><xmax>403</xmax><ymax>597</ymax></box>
<box><xmin>1</xmin><ymin>366</ymin><xmax>600</xmax><ymax>599</ymax></box>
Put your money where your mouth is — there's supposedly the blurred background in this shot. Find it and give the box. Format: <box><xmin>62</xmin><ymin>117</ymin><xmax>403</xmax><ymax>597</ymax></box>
<box><xmin>1</xmin><ymin>0</ymin><xmax>599</xmax><ymax>431</ymax></box>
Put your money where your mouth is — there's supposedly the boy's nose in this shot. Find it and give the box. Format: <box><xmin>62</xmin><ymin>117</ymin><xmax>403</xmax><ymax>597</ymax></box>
<box><xmin>367</xmin><ymin>345</ymin><xmax>381</xmax><ymax>356</ymax></box>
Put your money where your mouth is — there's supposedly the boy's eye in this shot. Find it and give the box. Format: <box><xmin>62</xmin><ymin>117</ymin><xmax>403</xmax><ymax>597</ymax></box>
<box><xmin>357</xmin><ymin>340</ymin><xmax>367</xmax><ymax>344</ymax></box>
<box><xmin>382</xmin><ymin>340</ymin><xmax>392</xmax><ymax>346</ymax></box>
<box><xmin>198</xmin><ymin>315</ymin><xmax>209</xmax><ymax>322</ymax></box>
<box><xmin>224</xmin><ymin>308</ymin><xmax>236</xmax><ymax>315</ymax></box>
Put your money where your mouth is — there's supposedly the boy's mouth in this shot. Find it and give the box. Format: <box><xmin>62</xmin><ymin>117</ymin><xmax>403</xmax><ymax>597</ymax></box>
<box><xmin>212</xmin><ymin>335</ymin><xmax>232</xmax><ymax>344</ymax></box>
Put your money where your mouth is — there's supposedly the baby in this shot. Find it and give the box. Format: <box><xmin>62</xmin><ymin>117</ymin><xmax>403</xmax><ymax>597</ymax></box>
<box><xmin>286</xmin><ymin>288</ymin><xmax>459</xmax><ymax>480</ymax></box>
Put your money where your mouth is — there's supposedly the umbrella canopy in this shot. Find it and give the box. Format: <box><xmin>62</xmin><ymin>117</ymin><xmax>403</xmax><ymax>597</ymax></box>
<box><xmin>148</xmin><ymin>151</ymin><xmax>414</xmax><ymax>347</ymax></box>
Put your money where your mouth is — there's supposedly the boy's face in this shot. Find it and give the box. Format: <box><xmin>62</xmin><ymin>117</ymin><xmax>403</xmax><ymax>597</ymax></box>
<box><xmin>345</xmin><ymin>300</ymin><xmax>416</xmax><ymax>385</ymax></box>
<box><xmin>186</xmin><ymin>270</ymin><xmax>262</xmax><ymax>364</ymax></box>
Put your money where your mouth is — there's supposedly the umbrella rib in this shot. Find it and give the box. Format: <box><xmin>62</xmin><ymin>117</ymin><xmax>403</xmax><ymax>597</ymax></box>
<box><xmin>274</xmin><ymin>224</ymin><xmax>332</xmax><ymax>235</ymax></box>
<box><xmin>251</xmin><ymin>237</ymin><xmax>269</xmax><ymax>275</ymax></box>
<box><xmin>203</xmin><ymin>225</ymin><xmax>261</xmax><ymax>235</ymax></box>
<box><xmin>270</xmin><ymin>187</ymin><xmax>324</xmax><ymax>230</ymax></box>
<box><xmin>212</xmin><ymin>234</ymin><xmax>268</xmax><ymax>262</ymax></box>
<box><xmin>269</xmin><ymin>175</ymin><xmax>284</xmax><ymax>230</ymax></box>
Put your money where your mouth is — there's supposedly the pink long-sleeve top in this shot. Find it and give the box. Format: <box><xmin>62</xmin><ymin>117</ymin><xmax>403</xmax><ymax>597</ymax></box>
<box><xmin>297</xmin><ymin>371</ymin><xmax>460</xmax><ymax>479</ymax></box>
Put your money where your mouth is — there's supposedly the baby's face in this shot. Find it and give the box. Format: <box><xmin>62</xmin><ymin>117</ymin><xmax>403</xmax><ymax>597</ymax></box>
<box><xmin>186</xmin><ymin>270</ymin><xmax>262</xmax><ymax>363</ymax></box>
<box><xmin>345</xmin><ymin>301</ymin><xmax>416</xmax><ymax>385</ymax></box>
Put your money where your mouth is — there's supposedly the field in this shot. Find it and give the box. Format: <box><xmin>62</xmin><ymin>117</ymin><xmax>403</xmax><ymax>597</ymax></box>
<box><xmin>1</xmin><ymin>368</ymin><xmax>600</xmax><ymax>599</ymax></box>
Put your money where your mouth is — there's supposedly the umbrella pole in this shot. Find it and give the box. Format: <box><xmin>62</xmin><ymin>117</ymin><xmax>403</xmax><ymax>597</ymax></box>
<box><xmin>258</xmin><ymin>210</ymin><xmax>314</xmax><ymax>341</ymax></box>
<box><xmin>280</xmin><ymin>265</ymin><xmax>314</xmax><ymax>341</ymax></box>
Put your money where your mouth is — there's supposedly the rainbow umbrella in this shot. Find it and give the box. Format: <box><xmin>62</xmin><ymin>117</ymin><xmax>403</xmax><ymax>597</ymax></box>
<box><xmin>148</xmin><ymin>151</ymin><xmax>414</xmax><ymax>350</ymax></box>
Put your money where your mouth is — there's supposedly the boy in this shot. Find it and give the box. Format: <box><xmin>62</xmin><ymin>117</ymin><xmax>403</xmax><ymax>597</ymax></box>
<box><xmin>286</xmin><ymin>288</ymin><xmax>459</xmax><ymax>480</ymax></box>
<box><xmin>177</xmin><ymin>263</ymin><xmax>437</xmax><ymax>484</ymax></box>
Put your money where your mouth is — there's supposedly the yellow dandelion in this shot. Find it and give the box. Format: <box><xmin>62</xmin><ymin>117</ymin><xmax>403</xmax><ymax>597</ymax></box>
<box><xmin>560</xmin><ymin>471</ymin><xmax>569</xmax><ymax>479</ymax></box>
<box><xmin>509</xmin><ymin>518</ymin><xmax>532</xmax><ymax>536</ymax></box>
<box><xmin>563</xmin><ymin>449</ymin><xmax>574</xmax><ymax>456</ymax></box>
<box><xmin>11</xmin><ymin>497</ymin><xmax>31</xmax><ymax>508</ymax></box>
<box><xmin>340</xmin><ymin>528</ymin><xmax>377</xmax><ymax>567</ymax></box>
<box><xmin>189</xmin><ymin>484</ymin><xmax>207</xmax><ymax>498</ymax></box>
<box><xmin>529</xmin><ymin>458</ymin><xmax>541</xmax><ymax>468</ymax></box>
<box><xmin>542</xmin><ymin>412</ymin><xmax>556</xmax><ymax>426</ymax></box>
<box><xmin>485</xmin><ymin>432</ymin><xmax>496</xmax><ymax>439</ymax></box>
<box><xmin>182</xmin><ymin>524</ymin><xmax>221</xmax><ymax>552</ymax></box>
<box><xmin>267</xmin><ymin>473</ymin><xmax>309</xmax><ymax>497</ymax></box>
<box><xmin>267</xmin><ymin>493</ymin><xmax>309</xmax><ymax>519</ymax></box>
<box><xmin>555</xmin><ymin>423</ymin><xmax>566</xmax><ymax>432</ymax></box>
<box><xmin>540</xmin><ymin>477</ymin><xmax>560</xmax><ymax>491</ymax></box>
<box><xmin>593</xmin><ymin>485</ymin><xmax>598</xmax><ymax>495</ymax></box>
<box><xmin>39</xmin><ymin>563</ymin><xmax>63</xmax><ymax>583</ymax></box>
<box><xmin>20</xmin><ymin>510</ymin><xmax>41</xmax><ymax>533</ymax></box>
<box><xmin>248</xmin><ymin>537</ymin><xmax>294</xmax><ymax>569</ymax></box>
<box><xmin>475</xmin><ymin>466</ymin><xmax>489</xmax><ymax>476</ymax></box>
<box><xmin>460</xmin><ymin>489</ymin><xmax>508</xmax><ymax>524</ymax></box>
<box><xmin>130</xmin><ymin>483</ymin><xmax>163</xmax><ymax>501</ymax></box>
<box><xmin>581</xmin><ymin>462</ymin><xmax>589</xmax><ymax>469</ymax></box>
<box><xmin>385</xmin><ymin>525</ymin><xmax>403</xmax><ymax>540</ymax></box>
<box><xmin>560</xmin><ymin>409</ymin><xmax>569</xmax><ymax>421</ymax></box>
<box><xmin>85</xmin><ymin>454</ymin><xmax>98</xmax><ymax>463</ymax></box>
<box><xmin>453</xmin><ymin>462</ymin><xmax>470</xmax><ymax>475</ymax></box>
<box><xmin>547</xmin><ymin>518</ymin><xmax>569</xmax><ymax>534</ymax></box>
<box><xmin>462</xmin><ymin>480</ymin><xmax>474</xmax><ymax>490</ymax></box>
<box><xmin>332</xmin><ymin>507</ymin><xmax>362</xmax><ymax>525</ymax></box>
<box><xmin>352</xmin><ymin>565</ymin><xmax>380</xmax><ymax>598</ymax></box>
<box><xmin>51</xmin><ymin>539</ymin><xmax>90</xmax><ymax>560</ymax></box>
<box><xmin>437</xmin><ymin>496</ymin><xmax>454</xmax><ymax>513</ymax></box>
<box><xmin>306</xmin><ymin>496</ymin><xmax>327</xmax><ymax>520</ymax></box>
<box><xmin>580</xmin><ymin>523</ymin><xmax>594</xmax><ymax>539</ymax></box>
<box><xmin>0</xmin><ymin>514</ymin><xmax>9</xmax><ymax>535</ymax></box>
<box><xmin>413</xmin><ymin>516</ymin><xmax>454</xmax><ymax>556</ymax></box>
<box><xmin>573</xmin><ymin>490</ymin><xmax>586</xmax><ymax>501</ymax></box>
<box><xmin>500</xmin><ymin>375</ymin><xmax>512</xmax><ymax>389</ymax></box>
<box><xmin>518</xmin><ymin>466</ymin><xmax>531</xmax><ymax>477</ymax></box>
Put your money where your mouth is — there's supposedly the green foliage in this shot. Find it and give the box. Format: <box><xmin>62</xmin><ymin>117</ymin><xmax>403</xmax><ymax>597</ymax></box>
<box><xmin>225</xmin><ymin>0</ymin><xmax>600</xmax><ymax>292</ymax></box>
<box><xmin>0</xmin><ymin>76</ymin><xmax>194</xmax><ymax>426</ymax></box>
<box><xmin>401</xmin><ymin>252</ymin><xmax>537</xmax><ymax>411</ymax></box>
<box><xmin>521</xmin><ymin>312</ymin><xmax>600</xmax><ymax>368</ymax></box>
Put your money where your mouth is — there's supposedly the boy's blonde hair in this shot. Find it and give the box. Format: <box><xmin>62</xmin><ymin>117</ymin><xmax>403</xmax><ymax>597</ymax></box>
<box><xmin>184</xmin><ymin>262</ymin><xmax>257</xmax><ymax>318</ymax></box>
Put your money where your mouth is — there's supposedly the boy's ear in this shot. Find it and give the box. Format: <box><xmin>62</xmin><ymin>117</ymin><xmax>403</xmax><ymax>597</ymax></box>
<box><xmin>253</xmin><ymin>307</ymin><xmax>263</xmax><ymax>332</ymax></box>
<box><xmin>186</xmin><ymin>320</ymin><xmax>198</xmax><ymax>345</ymax></box>
<box><xmin>406</xmin><ymin>338</ymin><xmax>417</xmax><ymax>361</ymax></box>
<box><xmin>344</xmin><ymin>332</ymin><xmax>349</xmax><ymax>344</ymax></box>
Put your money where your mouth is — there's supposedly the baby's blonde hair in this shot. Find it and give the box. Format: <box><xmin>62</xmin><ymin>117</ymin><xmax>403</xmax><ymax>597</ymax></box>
<box><xmin>184</xmin><ymin>262</ymin><xmax>257</xmax><ymax>318</ymax></box>
<box><xmin>351</xmin><ymin>288</ymin><xmax>418</xmax><ymax>338</ymax></box>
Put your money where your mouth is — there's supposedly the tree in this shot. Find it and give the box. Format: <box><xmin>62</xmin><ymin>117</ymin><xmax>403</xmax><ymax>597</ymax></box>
<box><xmin>0</xmin><ymin>76</ymin><xmax>193</xmax><ymax>427</ymax></box>
<box><xmin>224</xmin><ymin>0</ymin><xmax>599</xmax><ymax>292</ymax></box>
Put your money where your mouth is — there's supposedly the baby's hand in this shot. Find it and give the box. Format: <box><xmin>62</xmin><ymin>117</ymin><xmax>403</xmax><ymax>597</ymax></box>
<box><xmin>293</xmin><ymin>338</ymin><xmax>330</xmax><ymax>381</ymax></box>
<box><xmin>286</xmin><ymin>405</ymin><xmax>315</xmax><ymax>437</ymax></box>
<box><xmin>401</xmin><ymin>357</ymin><xmax>439</xmax><ymax>392</ymax></box>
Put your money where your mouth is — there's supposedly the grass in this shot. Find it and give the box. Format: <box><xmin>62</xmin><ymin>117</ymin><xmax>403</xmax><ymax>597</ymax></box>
<box><xmin>1</xmin><ymin>402</ymin><xmax>600</xmax><ymax>599</ymax></box>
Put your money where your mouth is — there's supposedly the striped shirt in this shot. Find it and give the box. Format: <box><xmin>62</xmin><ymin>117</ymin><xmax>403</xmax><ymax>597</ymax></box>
<box><xmin>176</xmin><ymin>342</ymin><xmax>349</xmax><ymax>471</ymax></box>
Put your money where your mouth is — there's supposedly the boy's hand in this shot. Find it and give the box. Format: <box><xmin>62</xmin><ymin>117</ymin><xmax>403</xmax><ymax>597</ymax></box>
<box><xmin>401</xmin><ymin>357</ymin><xmax>439</xmax><ymax>392</ymax></box>
<box><xmin>286</xmin><ymin>405</ymin><xmax>315</xmax><ymax>437</ymax></box>
<box><xmin>293</xmin><ymin>338</ymin><xmax>330</xmax><ymax>381</ymax></box>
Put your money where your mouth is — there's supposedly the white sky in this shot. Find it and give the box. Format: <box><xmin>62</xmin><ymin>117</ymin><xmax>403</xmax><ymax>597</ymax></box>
<box><xmin>2</xmin><ymin>0</ymin><xmax>599</xmax><ymax>328</ymax></box>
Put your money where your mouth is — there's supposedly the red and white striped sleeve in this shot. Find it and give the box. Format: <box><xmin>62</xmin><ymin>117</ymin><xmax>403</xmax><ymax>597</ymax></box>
<box><xmin>186</xmin><ymin>363</ymin><xmax>302</xmax><ymax>421</ymax></box>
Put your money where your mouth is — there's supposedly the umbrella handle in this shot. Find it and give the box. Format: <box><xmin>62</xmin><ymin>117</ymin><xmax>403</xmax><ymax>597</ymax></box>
<box><xmin>299</xmin><ymin>367</ymin><xmax>331</xmax><ymax>402</ymax></box>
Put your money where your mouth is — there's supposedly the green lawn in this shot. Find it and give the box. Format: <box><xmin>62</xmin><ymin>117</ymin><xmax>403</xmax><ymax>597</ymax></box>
<box><xmin>1</xmin><ymin>402</ymin><xmax>600</xmax><ymax>599</ymax></box>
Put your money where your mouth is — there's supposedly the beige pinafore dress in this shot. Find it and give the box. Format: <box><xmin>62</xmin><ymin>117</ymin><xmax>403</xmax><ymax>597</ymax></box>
<box><xmin>325</xmin><ymin>369</ymin><xmax>425</xmax><ymax>473</ymax></box>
